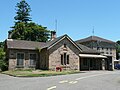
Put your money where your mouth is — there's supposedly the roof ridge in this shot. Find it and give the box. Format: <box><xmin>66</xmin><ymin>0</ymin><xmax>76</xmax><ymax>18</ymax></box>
<box><xmin>76</xmin><ymin>35</ymin><xmax>115</xmax><ymax>43</ymax></box>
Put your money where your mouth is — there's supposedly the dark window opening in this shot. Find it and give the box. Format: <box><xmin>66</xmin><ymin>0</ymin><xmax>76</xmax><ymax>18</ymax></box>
<box><xmin>61</xmin><ymin>53</ymin><xmax>69</xmax><ymax>65</ymax></box>
<box><xmin>17</xmin><ymin>53</ymin><xmax>24</xmax><ymax>67</ymax></box>
<box><xmin>64</xmin><ymin>44</ymin><xmax>67</xmax><ymax>48</ymax></box>
<box><xmin>97</xmin><ymin>47</ymin><xmax>99</xmax><ymax>50</ymax></box>
<box><xmin>61</xmin><ymin>55</ymin><xmax>63</xmax><ymax>65</ymax></box>
<box><xmin>67</xmin><ymin>55</ymin><xmax>69</xmax><ymax>64</ymax></box>
<box><xmin>64</xmin><ymin>53</ymin><xmax>66</xmax><ymax>65</ymax></box>
<box><xmin>30</xmin><ymin>54</ymin><xmax>36</xmax><ymax>66</ymax></box>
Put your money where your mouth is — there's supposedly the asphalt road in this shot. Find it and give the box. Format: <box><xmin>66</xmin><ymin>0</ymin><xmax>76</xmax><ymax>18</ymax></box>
<box><xmin>0</xmin><ymin>70</ymin><xmax>120</xmax><ymax>90</ymax></box>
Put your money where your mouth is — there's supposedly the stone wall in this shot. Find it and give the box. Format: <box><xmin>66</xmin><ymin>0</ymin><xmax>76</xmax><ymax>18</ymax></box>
<box><xmin>8</xmin><ymin>49</ymin><xmax>38</xmax><ymax>70</ymax></box>
<box><xmin>40</xmin><ymin>48</ymin><xmax>49</xmax><ymax>70</ymax></box>
<box><xmin>49</xmin><ymin>38</ymin><xmax>80</xmax><ymax>71</ymax></box>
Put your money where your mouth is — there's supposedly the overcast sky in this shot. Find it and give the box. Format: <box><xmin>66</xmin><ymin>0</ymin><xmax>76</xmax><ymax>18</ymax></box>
<box><xmin>0</xmin><ymin>0</ymin><xmax>120</xmax><ymax>42</ymax></box>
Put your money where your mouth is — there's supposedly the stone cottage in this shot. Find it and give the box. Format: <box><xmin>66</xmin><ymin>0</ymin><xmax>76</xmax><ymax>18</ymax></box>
<box><xmin>5</xmin><ymin>34</ymin><xmax>108</xmax><ymax>71</ymax></box>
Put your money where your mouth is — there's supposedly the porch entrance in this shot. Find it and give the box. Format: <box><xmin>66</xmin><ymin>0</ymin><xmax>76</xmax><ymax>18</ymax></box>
<box><xmin>79</xmin><ymin>54</ymin><xmax>107</xmax><ymax>71</ymax></box>
<box><xmin>80</xmin><ymin>58</ymin><xmax>102</xmax><ymax>71</ymax></box>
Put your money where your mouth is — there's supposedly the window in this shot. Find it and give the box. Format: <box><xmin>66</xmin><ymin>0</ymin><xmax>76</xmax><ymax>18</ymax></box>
<box><xmin>64</xmin><ymin>53</ymin><xmax>67</xmax><ymax>65</ymax></box>
<box><xmin>17</xmin><ymin>53</ymin><xmax>24</xmax><ymax>67</ymax></box>
<box><xmin>106</xmin><ymin>48</ymin><xmax>108</xmax><ymax>51</ymax></box>
<box><xmin>106</xmin><ymin>52</ymin><xmax>109</xmax><ymax>54</ymax></box>
<box><xmin>110</xmin><ymin>48</ymin><xmax>112</xmax><ymax>51</ymax></box>
<box><xmin>102</xmin><ymin>48</ymin><xmax>104</xmax><ymax>50</ymax></box>
<box><xmin>110</xmin><ymin>52</ymin><xmax>112</xmax><ymax>54</ymax></box>
<box><xmin>61</xmin><ymin>53</ymin><xmax>69</xmax><ymax>65</ymax></box>
<box><xmin>61</xmin><ymin>55</ymin><xmax>63</xmax><ymax>65</ymax></box>
<box><xmin>30</xmin><ymin>54</ymin><xmax>36</xmax><ymax>66</ymax></box>
<box><xmin>67</xmin><ymin>55</ymin><xmax>69</xmax><ymax>64</ymax></box>
<box><xmin>97</xmin><ymin>47</ymin><xmax>99</xmax><ymax>50</ymax></box>
<box><xmin>64</xmin><ymin>44</ymin><xmax>67</xmax><ymax>48</ymax></box>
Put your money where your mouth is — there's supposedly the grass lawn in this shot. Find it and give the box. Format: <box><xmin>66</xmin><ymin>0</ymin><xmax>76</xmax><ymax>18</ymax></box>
<box><xmin>2</xmin><ymin>70</ymin><xmax>81</xmax><ymax>77</ymax></box>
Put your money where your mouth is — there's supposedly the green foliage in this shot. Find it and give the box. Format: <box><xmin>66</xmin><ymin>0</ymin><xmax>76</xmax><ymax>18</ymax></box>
<box><xmin>116</xmin><ymin>40</ymin><xmax>120</xmax><ymax>59</ymax></box>
<box><xmin>14</xmin><ymin>0</ymin><xmax>31</xmax><ymax>22</ymax></box>
<box><xmin>0</xmin><ymin>41</ymin><xmax>5</xmax><ymax>48</ymax></box>
<box><xmin>8</xmin><ymin>0</ymin><xmax>51</xmax><ymax>42</ymax></box>
<box><xmin>9</xmin><ymin>22</ymin><xmax>50</xmax><ymax>42</ymax></box>
<box><xmin>0</xmin><ymin>48</ymin><xmax>7</xmax><ymax>71</ymax></box>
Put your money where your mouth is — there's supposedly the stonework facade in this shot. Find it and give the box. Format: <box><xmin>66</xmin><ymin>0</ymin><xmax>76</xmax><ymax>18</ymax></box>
<box><xmin>48</xmin><ymin>38</ymin><xmax>80</xmax><ymax>70</ymax></box>
<box><xmin>8</xmin><ymin>49</ymin><xmax>38</xmax><ymax>70</ymax></box>
<box><xmin>6</xmin><ymin>34</ymin><xmax>109</xmax><ymax>71</ymax></box>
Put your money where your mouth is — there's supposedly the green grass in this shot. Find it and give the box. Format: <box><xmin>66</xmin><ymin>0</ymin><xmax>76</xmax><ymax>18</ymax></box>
<box><xmin>2</xmin><ymin>70</ymin><xmax>80</xmax><ymax>77</ymax></box>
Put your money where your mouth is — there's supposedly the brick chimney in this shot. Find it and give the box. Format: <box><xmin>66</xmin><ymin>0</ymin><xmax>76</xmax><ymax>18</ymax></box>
<box><xmin>51</xmin><ymin>31</ymin><xmax>56</xmax><ymax>40</ymax></box>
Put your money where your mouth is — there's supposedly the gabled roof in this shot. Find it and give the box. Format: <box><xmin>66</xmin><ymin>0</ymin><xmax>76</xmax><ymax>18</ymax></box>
<box><xmin>44</xmin><ymin>34</ymin><xmax>82</xmax><ymax>51</ymax></box>
<box><xmin>6</xmin><ymin>34</ymin><xmax>82</xmax><ymax>51</ymax></box>
<box><xmin>76</xmin><ymin>36</ymin><xmax>115</xmax><ymax>43</ymax></box>
<box><xmin>77</xmin><ymin>44</ymin><xmax>99</xmax><ymax>54</ymax></box>
<box><xmin>6</xmin><ymin>35</ymin><xmax>99</xmax><ymax>54</ymax></box>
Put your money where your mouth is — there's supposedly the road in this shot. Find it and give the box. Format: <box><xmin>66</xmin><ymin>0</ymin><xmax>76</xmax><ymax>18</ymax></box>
<box><xmin>0</xmin><ymin>70</ymin><xmax>120</xmax><ymax>90</ymax></box>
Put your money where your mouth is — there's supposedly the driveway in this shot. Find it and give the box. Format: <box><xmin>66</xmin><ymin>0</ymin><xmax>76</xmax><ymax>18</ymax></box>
<box><xmin>0</xmin><ymin>70</ymin><xmax>120</xmax><ymax>90</ymax></box>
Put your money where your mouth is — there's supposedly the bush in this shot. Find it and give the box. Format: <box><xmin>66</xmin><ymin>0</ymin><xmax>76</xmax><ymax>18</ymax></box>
<box><xmin>0</xmin><ymin>60</ymin><xmax>7</xmax><ymax>71</ymax></box>
<box><xmin>0</xmin><ymin>48</ymin><xmax>8</xmax><ymax>71</ymax></box>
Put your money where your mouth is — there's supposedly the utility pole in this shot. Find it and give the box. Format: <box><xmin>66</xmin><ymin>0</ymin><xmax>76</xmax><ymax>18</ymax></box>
<box><xmin>55</xmin><ymin>19</ymin><xmax>57</xmax><ymax>32</ymax></box>
<box><xmin>92</xmin><ymin>26</ymin><xmax>94</xmax><ymax>36</ymax></box>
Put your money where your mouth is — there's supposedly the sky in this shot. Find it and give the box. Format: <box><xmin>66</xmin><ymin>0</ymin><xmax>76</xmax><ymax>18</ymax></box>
<box><xmin>0</xmin><ymin>0</ymin><xmax>120</xmax><ymax>42</ymax></box>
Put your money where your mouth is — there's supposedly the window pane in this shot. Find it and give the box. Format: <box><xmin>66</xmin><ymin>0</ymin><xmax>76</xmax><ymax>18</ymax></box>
<box><xmin>64</xmin><ymin>53</ymin><xmax>66</xmax><ymax>65</ymax></box>
<box><xmin>17</xmin><ymin>53</ymin><xmax>24</xmax><ymax>66</ymax></box>
<box><xmin>30</xmin><ymin>54</ymin><xmax>36</xmax><ymax>66</ymax></box>
<box><xmin>61</xmin><ymin>55</ymin><xmax>63</xmax><ymax>65</ymax></box>
<box><xmin>67</xmin><ymin>55</ymin><xmax>69</xmax><ymax>64</ymax></box>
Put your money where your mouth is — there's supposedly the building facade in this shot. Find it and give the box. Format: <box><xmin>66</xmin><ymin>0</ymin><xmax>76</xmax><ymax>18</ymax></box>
<box><xmin>5</xmin><ymin>35</ymin><xmax>109</xmax><ymax>71</ymax></box>
<box><xmin>76</xmin><ymin>36</ymin><xmax>116</xmax><ymax>70</ymax></box>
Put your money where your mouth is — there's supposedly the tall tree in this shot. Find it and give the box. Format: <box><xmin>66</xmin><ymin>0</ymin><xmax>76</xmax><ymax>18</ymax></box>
<box><xmin>9</xmin><ymin>22</ymin><xmax>50</xmax><ymax>42</ymax></box>
<box><xmin>14</xmin><ymin>0</ymin><xmax>31</xmax><ymax>23</ymax></box>
<box><xmin>8</xmin><ymin>0</ymin><xmax>50</xmax><ymax>42</ymax></box>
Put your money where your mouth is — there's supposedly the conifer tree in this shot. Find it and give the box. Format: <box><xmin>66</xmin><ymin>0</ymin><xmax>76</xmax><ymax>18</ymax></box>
<box><xmin>14</xmin><ymin>0</ymin><xmax>31</xmax><ymax>23</ymax></box>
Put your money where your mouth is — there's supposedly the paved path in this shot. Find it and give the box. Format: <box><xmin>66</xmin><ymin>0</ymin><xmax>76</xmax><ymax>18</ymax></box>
<box><xmin>0</xmin><ymin>70</ymin><xmax>120</xmax><ymax>90</ymax></box>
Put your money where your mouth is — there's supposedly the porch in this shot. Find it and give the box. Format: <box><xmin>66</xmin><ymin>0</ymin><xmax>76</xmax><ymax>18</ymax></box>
<box><xmin>79</xmin><ymin>54</ymin><xmax>107</xmax><ymax>71</ymax></box>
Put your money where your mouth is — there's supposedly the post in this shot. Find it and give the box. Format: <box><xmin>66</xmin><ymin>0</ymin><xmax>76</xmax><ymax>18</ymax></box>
<box><xmin>89</xmin><ymin>59</ymin><xmax>90</xmax><ymax>71</ymax></box>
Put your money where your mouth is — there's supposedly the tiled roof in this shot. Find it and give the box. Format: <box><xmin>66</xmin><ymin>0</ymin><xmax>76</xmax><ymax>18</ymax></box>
<box><xmin>6</xmin><ymin>35</ymin><xmax>68</xmax><ymax>50</ymax></box>
<box><xmin>77</xmin><ymin>44</ymin><xmax>99</xmax><ymax>54</ymax></box>
<box><xmin>6</xmin><ymin>35</ymin><xmax>99</xmax><ymax>54</ymax></box>
<box><xmin>76</xmin><ymin>36</ymin><xmax>115</xmax><ymax>43</ymax></box>
<box><xmin>6</xmin><ymin>39</ymin><xmax>46</xmax><ymax>50</ymax></box>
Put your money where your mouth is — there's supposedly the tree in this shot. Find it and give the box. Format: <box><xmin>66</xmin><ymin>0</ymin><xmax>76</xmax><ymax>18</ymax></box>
<box><xmin>14</xmin><ymin>0</ymin><xmax>31</xmax><ymax>23</ymax></box>
<box><xmin>116</xmin><ymin>40</ymin><xmax>120</xmax><ymax>59</ymax></box>
<box><xmin>24</xmin><ymin>22</ymin><xmax>50</xmax><ymax>42</ymax></box>
<box><xmin>9</xmin><ymin>22</ymin><xmax>50</xmax><ymax>42</ymax></box>
<box><xmin>0</xmin><ymin>42</ymin><xmax>5</xmax><ymax>48</ymax></box>
<box><xmin>8</xmin><ymin>0</ymin><xmax>50</xmax><ymax>42</ymax></box>
<box><xmin>0</xmin><ymin>42</ymin><xmax>7</xmax><ymax>71</ymax></box>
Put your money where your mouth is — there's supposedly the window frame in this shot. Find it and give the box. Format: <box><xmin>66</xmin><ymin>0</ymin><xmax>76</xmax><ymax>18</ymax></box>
<box><xmin>29</xmin><ymin>53</ymin><xmax>37</xmax><ymax>67</ymax></box>
<box><xmin>61</xmin><ymin>53</ymin><xmax>69</xmax><ymax>65</ymax></box>
<box><xmin>16</xmin><ymin>52</ymin><xmax>25</xmax><ymax>67</ymax></box>
<box><xmin>67</xmin><ymin>55</ymin><xmax>69</xmax><ymax>64</ymax></box>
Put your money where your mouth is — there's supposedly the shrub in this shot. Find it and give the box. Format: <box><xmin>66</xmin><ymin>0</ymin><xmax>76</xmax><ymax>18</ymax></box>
<box><xmin>0</xmin><ymin>60</ymin><xmax>7</xmax><ymax>71</ymax></box>
<box><xmin>0</xmin><ymin>48</ymin><xmax>8</xmax><ymax>71</ymax></box>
